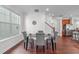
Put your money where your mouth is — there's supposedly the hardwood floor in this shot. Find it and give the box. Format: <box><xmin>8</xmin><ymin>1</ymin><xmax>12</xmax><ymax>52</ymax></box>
<box><xmin>56</xmin><ymin>37</ymin><xmax>79</xmax><ymax>54</ymax></box>
<box><xmin>4</xmin><ymin>37</ymin><xmax>79</xmax><ymax>54</ymax></box>
<box><xmin>4</xmin><ymin>41</ymin><xmax>31</xmax><ymax>54</ymax></box>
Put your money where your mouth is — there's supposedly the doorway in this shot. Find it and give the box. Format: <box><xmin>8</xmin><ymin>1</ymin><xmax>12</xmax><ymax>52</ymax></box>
<box><xmin>62</xmin><ymin>18</ymin><xmax>71</xmax><ymax>37</ymax></box>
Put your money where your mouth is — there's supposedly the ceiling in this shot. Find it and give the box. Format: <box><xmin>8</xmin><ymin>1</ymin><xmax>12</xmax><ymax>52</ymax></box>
<box><xmin>4</xmin><ymin>5</ymin><xmax>79</xmax><ymax>17</ymax></box>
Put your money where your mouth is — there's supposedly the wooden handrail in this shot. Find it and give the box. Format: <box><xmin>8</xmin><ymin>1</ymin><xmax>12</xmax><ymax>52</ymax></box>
<box><xmin>45</xmin><ymin>22</ymin><xmax>55</xmax><ymax>31</ymax></box>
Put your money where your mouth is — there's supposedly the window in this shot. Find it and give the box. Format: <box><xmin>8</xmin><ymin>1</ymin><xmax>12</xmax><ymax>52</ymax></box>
<box><xmin>0</xmin><ymin>6</ymin><xmax>21</xmax><ymax>40</ymax></box>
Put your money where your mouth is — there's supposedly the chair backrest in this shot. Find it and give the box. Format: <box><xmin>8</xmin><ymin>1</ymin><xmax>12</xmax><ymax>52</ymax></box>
<box><xmin>36</xmin><ymin>31</ymin><xmax>45</xmax><ymax>46</ymax></box>
<box><xmin>22</xmin><ymin>31</ymin><xmax>27</xmax><ymax>40</ymax></box>
<box><xmin>54</xmin><ymin>31</ymin><xmax>58</xmax><ymax>39</ymax></box>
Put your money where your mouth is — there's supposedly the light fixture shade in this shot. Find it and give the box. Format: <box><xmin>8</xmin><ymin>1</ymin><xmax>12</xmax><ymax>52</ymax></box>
<box><xmin>34</xmin><ymin>9</ymin><xmax>39</xmax><ymax>12</ymax></box>
<box><xmin>32</xmin><ymin>20</ymin><xmax>37</xmax><ymax>25</ymax></box>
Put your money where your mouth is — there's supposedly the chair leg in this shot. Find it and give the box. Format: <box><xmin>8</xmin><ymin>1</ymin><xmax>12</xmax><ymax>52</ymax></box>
<box><xmin>36</xmin><ymin>45</ymin><xmax>38</xmax><ymax>53</ymax></box>
<box><xmin>26</xmin><ymin>45</ymin><xmax>27</xmax><ymax>50</ymax></box>
<box><xmin>53</xmin><ymin>43</ymin><xmax>56</xmax><ymax>53</ymax></box>
<box><xmin>43</xmin><ymin>46</ymin><xmax>45</xmax><ymax>53</ymax></box>
<box><xmin>24</xmin><ymin>42</ymin><xmax>25</xmax><ymax>48</ymax></box>
<box><xmin>26</xmin><ymin>43</ymin><xmax>28</xmax><ymax>50</ymax></box>
<box><xmin>24</xmin><ymin>42</ymin><xmax>27</xmax><ymax>50</ymax></box>
<box><xmin>55</xmin><ymin>43</ymin><xmax>56</xmax><ymax>50</ymax></box>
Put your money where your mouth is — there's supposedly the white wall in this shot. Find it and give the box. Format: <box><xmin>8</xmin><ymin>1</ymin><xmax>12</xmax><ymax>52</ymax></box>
<box><xmin>25</xmin><ymin>12</ymin><xmax>62</xmax><ymax>36</ymax></box>
<box><xmin>72</xmin><ymin>17</ymin><xmax>79</xmax><ymax>29</ymax></box>
<box><xmin>25</xmin><ymin>12</ymin><xmax>53</xmax><ymax>35</ymax></box>
<box><xmin>25</xmin><ymin>12</ymin><xmax>46</xmax><ymax>34</ymax></box>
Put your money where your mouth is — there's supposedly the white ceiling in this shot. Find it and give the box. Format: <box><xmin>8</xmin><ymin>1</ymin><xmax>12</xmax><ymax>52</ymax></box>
<box><xmin>4</xmin><ymin>5</ymin><xmax>79</xmax><ymax>17</ymax></box>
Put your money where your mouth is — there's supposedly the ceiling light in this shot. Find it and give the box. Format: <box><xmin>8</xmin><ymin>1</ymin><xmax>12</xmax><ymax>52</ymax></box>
<box><xmin>46</xmin><ymin>8</ymin><xmax>49</xmax><ymax>11</ymax></box>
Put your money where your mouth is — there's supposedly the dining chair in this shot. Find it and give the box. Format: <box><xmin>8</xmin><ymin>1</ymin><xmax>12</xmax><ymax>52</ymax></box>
<box><xmin>36</xmin><ymin>31</ymin><xmax>46</xmax><ymax>53</ymax></box>
<box><xmin>29</xmin><ymin>34</ymin><xmax>34</xmax><ymax>51</ymax></box>
<box><xmin>45</xmin><ymin>34</ymin><xmax>52</xmax><ymax>53</ymax></box>
<box><xmin>52</xmin><ymin>31</ymin><xmax>58</xmax><ymax>53</ymax></box>
<box><xmin>22</xmin><ymin>31</ymin><xmax>28</xmax><ymax>50</ymax></box>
